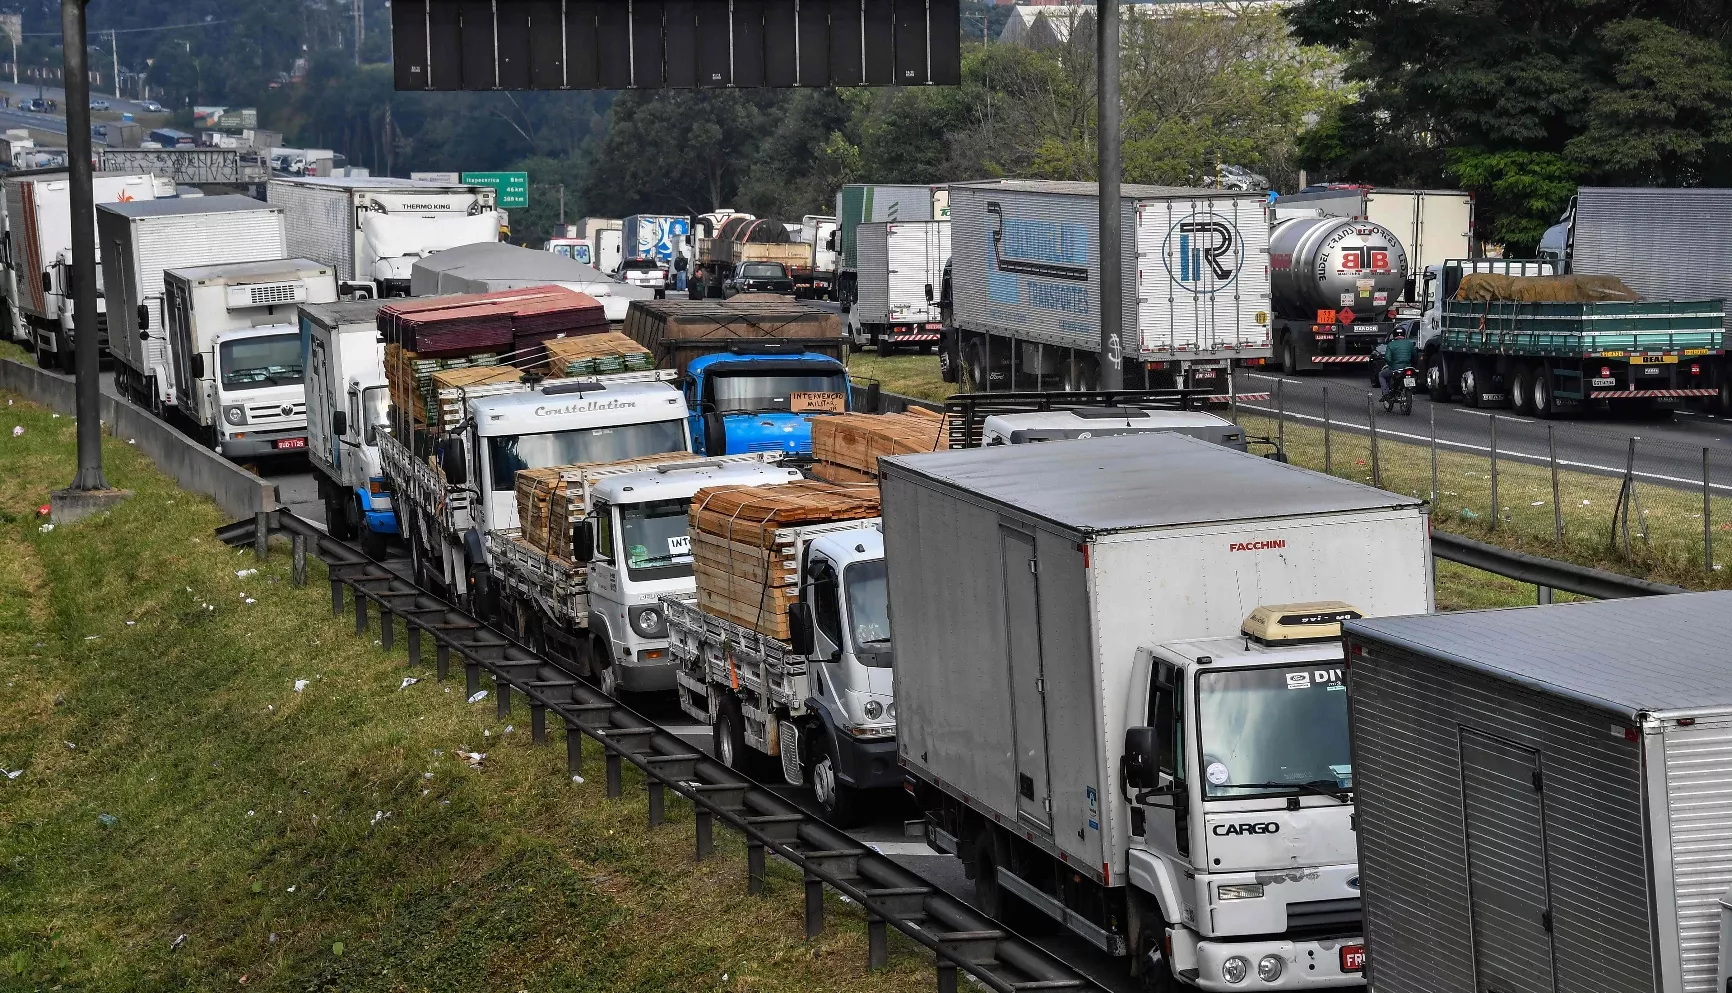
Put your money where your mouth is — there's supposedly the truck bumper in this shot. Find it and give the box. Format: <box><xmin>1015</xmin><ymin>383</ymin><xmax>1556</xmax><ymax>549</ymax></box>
<box><xmin>615</xmin><ymin>654</ymin><xmax>679</xmax><ymax>692</ymax></box>
<box><xmin>833</xmin><ymin>732</ymin><xmax>901</xmax><ymax>791</ymax></box>
<box><xmin>1180</xmin><ymin>931</ymin><xmax>1366</xmax><ymax>991</ymax></box>
<box><xmin>221</xmin><ymin>432</ymin><xmax>309</xmax><ymax>459</ymax></box>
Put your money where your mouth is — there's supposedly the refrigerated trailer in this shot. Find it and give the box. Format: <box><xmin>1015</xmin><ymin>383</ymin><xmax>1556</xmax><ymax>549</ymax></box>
<box><xmin>883</xmin><ymin>432</ymin><xmax>1433</xmax><ymax>988</ymax></box>
<box><xmin>848</xmin><ymin>220</ymin><xmax>949</xmax><ymax>355</ymax></box>
<box><xmin>1343</xmin><ymin>593</ymin><xmax>1732</xmax><ymax>993</ymax></box>
<box><xmin>944</xmin><ymin>180</ymin><xmax>1272</xmax><ymax>393</ymax></box>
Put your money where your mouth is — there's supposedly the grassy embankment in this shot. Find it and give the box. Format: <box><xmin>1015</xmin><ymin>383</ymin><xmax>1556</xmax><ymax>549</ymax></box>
<box><xmin>850</xmin><ymin>353</ymin><xmax>1730</xmax><ymax>610</ymax></box>
<box><xmin>0</xmin><ymin>386</ymin><xmax>929</xmax><ymax>991</ymax></box>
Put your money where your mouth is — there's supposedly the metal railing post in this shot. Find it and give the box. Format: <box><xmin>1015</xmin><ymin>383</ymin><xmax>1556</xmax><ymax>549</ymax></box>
<box><xmin>1429</xmin><ymin>403</ymin><xmax>1438</xmax><ymax>506</ymax></box>
<box><xmin>291</xmin><ymin>533</ymin><xmax>307</xmax><ymax>586</ymax></box>
<box><xmin>1322</xmin><ymin>386</ymin><xmax>1332</xmax><ymax>474</ymax></box>
<box><xmin>1367</xmin><ymin>393</ymin><xmax>1381</xmax><ymax>488</ymax></box>
<box><xmin>1707</xmin><ymin>448</ymin><xmax>1715</xmax><ymax>576</ymax></box>
<box><xmin>254</xmin><ymin>510</ymin><xmax>269</xmax><ymax>560</ymax></box>
<box><xmin>1275</xmin><ymin>378</ymin><xmax>1286</xmax><ymax>459</ymax></box>
<box><xmin>1489</xmin><ymin>414</ymin><xmax>1500</xmax><ymax>530</ymax></box>
<box><xmin>1550</xmin><ymin>425</ymin><xmax>1563</xmax><ymax>543</ymax></box>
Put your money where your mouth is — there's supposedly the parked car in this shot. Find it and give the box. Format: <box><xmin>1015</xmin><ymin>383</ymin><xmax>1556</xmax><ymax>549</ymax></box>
<box><xmin>723</xmin><ymin>261</ymin><xmax>796</xmax><ymax>297</ymax></box>
<box><xmin>89</xmin><ymin>98</ymin><xmax>110</xmax><ymax>112</ymax></box>
<box><xmin>20</xmin><ymin>98</ymin><xmax>48</xmax><ymax>113</ymax></box>
<box><xmin>138</xmin><ymin>100</ymin><xmax>165</xmax><ymax>114</ymax></box>
<box><xmin>613</xmin><ymin>257</ymin><xmax>670</xmax><ymax>290</ymax></box>
<box><xmin>1202</xmin><ymin>163</ymin><xmax>1270</xmax><ymax>191</ymax></box>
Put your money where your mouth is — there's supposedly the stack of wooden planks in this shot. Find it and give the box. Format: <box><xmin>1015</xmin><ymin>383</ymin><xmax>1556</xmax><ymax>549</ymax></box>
<box><xmin>515</xmin><ymin>452</ymin><xmax>698</xmax><ymax>559</ymax></box>
<box><xmin>385</xmin><ymin>343</ymin><xmax>503</xmax><ymax>432</ymax></box>
<box><xmin>810</xmin><ymin>410</ymin><xmax>947</xmax><ymax>483</ymax></box>
<box><xmin>427</xmin><ymin>365</ymin><xmax>524</xmax><ymax>431</ymax></box>
<box><xmin>543</xmin><ymin>331</ymin><xmax>656</xmax><ymax>377</ymax></box>
<box><xmin>689</xmin><ymin>481</ymin><xmax>880</xmax><ymax>639</ymax></box>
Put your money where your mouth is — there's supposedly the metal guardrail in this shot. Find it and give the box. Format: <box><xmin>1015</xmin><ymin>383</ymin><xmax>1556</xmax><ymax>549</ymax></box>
<box><xmin>1430</xmin><ymin>531</ymin><xmax>1687</xmax><ymax>600</ymax></box>
<box><xmin>219</xmin><ymin>509</ymin><xmax>1101</xmax><ymax>993</ymax></box>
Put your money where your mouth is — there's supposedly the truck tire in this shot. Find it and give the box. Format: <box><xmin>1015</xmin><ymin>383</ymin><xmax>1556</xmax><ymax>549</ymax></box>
<box><xmin>1509</xmin><ymin>367</ymin><xmax>1533</xmax><ymax>416</ymax></box>
<box><xmin>1427</xmin><ymin>354</ymin><xmax>1451</xmax><ymax>402</ymax></box>
<box><xmin>1531</xmin><ymin>366</ymin><xmax>1557</xmax><ymax>419</ymax></box>
<box><xmin>1137</xmin><ymin>934</ymin><xmax>1181</xmax><ymax>993</ymax></box>
<box><xmin>1281</xmin><ymin>338</ymin><xmax>1299</xmax><ymax>376</ymax></box>
<box><xmin>811</xmin><ymin>734</ymin><xmax>863</xmax><ymax>827</ymax></box>
<box><xmin>876</xmin><ymin>335</ymin><xmax>898</xmax><ymax>358</ymax></box>
<box><xmin>1460</xmin><ymin>365</ymin><xmax>1484</xmax><ymax>408</ymax></box>
<box><xmin>326</xmin><ymin>490</ymin><xmax>357</xmax><ymax>540</ymax></box>
<box><xmin>971</xmin><ymin>831</ymin><xmax>1051</xmax><ymax>934</ymax></box>
<box><xmin>713</xmin><ymin>694</ymin><xmax>758</xmax><ymax>776</ymax></box>
<box><xmin>361</xmin><ymin>524</ymin><xmax>388</xmax><ymax>561</ymax></box>
<box><xmin>965</xmin><ymin>339</ymin><xmax>989</xmax><ymax>392</ymax></box>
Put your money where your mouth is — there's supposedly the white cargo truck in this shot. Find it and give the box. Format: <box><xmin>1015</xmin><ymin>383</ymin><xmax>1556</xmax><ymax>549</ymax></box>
<box><xmin>945</xmin><ymin>180</ymin><xmax>1273</xmax><ymax>394</ymax></box>
<box><xmin>1343</xmin><ymin>593</ymin><xmax>1732</xmax><ymax>993</ymax></box>
<box><xmin>796</xmin><ymin>214</ymin><xmax>838</xmax><ymax>299</ymax></box>
<box><xmin>163</xmin><ymin>258</ymin><xmax>337</xmax><ymax>459</ymax></box>
<box><xmin>663</xmin><ymin>516</ymin><xmax>892</xmax><ymax>825</ymax></box>
<box><xmin>1271</xmin><ymin>187</ymin><xmax>1473</xmax><ymax>300</ymax></box>
<box><xmin>99</xmin><ymin>195</ymin><xmax>289</xmax><ymax>413</ymax></box>
<box><xmin>848</xmin><ymin>219</ymin><xmax>949</xmax><ymax>356</ymax></box>
<box><xmin>301</xmin><ymin>299</ymin><xmax>396</xmax><ymax>556</ymax></box>
<box><xmin>3</xmin><ymin>171</ymin><xmax>157</xmax><ymax>369</ymax></box>
<box><xmin>380</xmin><ymin>370</ymin><xmax>690</xmax><ymax>611</ymax></box>
<box><xmin>835</xmin><ymin>183</ymin><xmax>943</xmax><ymax>310</ymax></box>
<box><xmin>491</xmin><ymin>454</ymin><xmax>799</xmax><ymax>695</ymax></box>
<box><xmin>883</xmin><ymin>433</ymin><xmax>1433</xmax><ymax>990</ymax></box>
<box><xmin>267</xmin><ymin>176</ymin><xmax>500</xmax><ymax>298</ymax></box>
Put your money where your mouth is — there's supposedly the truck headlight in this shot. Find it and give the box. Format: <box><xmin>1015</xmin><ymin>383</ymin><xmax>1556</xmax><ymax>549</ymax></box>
<box><xmin>223</xmin><ymin>405</ymin><xmax>246</xmax><ymax>425</ymax></box>
<box><xmin>863</xmin><ymin>700</ymin><xmax>883</xmax><ymax>721</ymax></box>
<box><xmin>1258</xmin><ymin>955</ymin><xmax>1284</xmax><ymax>982</ymax></box>
<box><xmin>629</xmin><ymin>605</ymin><xmax>665</xmax><ymax>638</ymax></box>
<box><xmin>1217</xmin><ymin>884</ymin><xmax>1264</xmax><ymax>901</ymax></box>
<box><xmin>1222</xmin><ymin>956</ymin><xmax>1249</xmax><ymax>984</ymax></box>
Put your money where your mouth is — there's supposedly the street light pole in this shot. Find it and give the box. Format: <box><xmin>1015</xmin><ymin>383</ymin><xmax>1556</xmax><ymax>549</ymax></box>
<box><xmin>63</xmin><ymin>0</ymin><xmax>106</xmax><ymax>491</ymax></box>
<box><xmin>1097</xmin><ymin>0</ymin><xmax>1123</xmax><ymax>389</ymax></box>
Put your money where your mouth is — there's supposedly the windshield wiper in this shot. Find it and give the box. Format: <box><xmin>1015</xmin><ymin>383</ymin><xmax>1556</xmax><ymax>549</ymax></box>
<box><xmin>1213</xmin><ymin>780</ymin><xmax>1352</xmax><ymax>803</ymax></box>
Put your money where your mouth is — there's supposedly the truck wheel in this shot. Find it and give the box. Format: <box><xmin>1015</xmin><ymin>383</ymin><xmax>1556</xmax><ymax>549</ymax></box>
<box><xmin>1531</xmin><ymin>367</ymin><xmax>1556</xmax><ymax>419</ymax></box>
<box><xmin>598</xmin><ymin>658</ymin><xmax>622</xmax><ymax>698</ymax></box>
<box><xmin>1281</xmin><ymin>338</ymin><xmax>1299</xmax><ymax>375</ymax></box>
<box><xmin>1137</xmin><ymin>933</ymin><xmax>1180</xmax><ymax>993</ymax></box>
<box><xmin>326</xmin><ymin>491</ymin><xmax>357</xmax><ymax>540</ymax></box>
<box><xmin>714</xmin><ymin>695</ymin><xmax>756</xmax><ymax>776</ymax></box>
<box><xmin>876</xmin><ymin>336</ymin><xmax>898</xmax><ymax>358</ymax></box>
<box><xmin>972</xmin><ymin>832</ymin><xmax>1051</xmax><ymax>934</ymax></box>
<box><xmin>1509</xmin><ymin>367</ymin><xmax>1533</xmax><ymax>415</ymax></box>
<box><xmin>965</xmin><ymin>339</ymin><xmax>989</xmax><ymax>391</ymax></box>
<box><xmin>811</xmin><ymin>736</ymin><xmax>862</xmax><ymax>827</ymax></box>
<box><xmin>1427</xmin><ymin>355</ymin><xmax>1450</xmax><ymax>402</ymax></box>
<box><xmin>1460</xmin><ymin>366</ymin><xmax>1483</xmax><ymax>408</ymax></box>
<box><xmin>361</xmin><ymin>524</ymin><xmax>388</xmax><ymax>561</ymax></box>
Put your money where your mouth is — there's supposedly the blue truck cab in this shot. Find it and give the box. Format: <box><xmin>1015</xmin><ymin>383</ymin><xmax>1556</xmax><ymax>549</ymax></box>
<box><xmin>684</xmin><ymin>348</ymin><xmax>853</xmax><ymax>456</ymax></box>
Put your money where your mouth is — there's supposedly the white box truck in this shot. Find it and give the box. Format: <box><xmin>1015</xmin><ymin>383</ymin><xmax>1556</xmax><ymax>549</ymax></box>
<box><xmin>162</xmin><ymin>258</ymin><xmax>337</xmax><ymax>458</ymax></box>
<box><xmin>796</xmin><ymin>214</ymin><xmax>838</xmax><ymax>299</ymax></box>
<box><xmin>301</xmin><ymin>299</ymin><xmax>396</xmax><ymax>556</ymax></box>
<box><xmin>1343</xmin><ymin>593</ymin><xmax>1732</xmax><ymax>993</ymax></box>
<box><xmin>99</xmin><ymin>195</ymin><xmax>289</xmax><ymax>414</ymax></box>
<box><xmin>3</xmin><ymin>171</ymin><xmax>157</xmax><ymax>369</ymax></box>
<box><xmin>267</xmin><ymin>176</ymin><xmax>500</xmax><ymax>298</ymax></box>
<box><xmin>883</xmin><ymin>432</ymin><xmax>1433</xmax><ymax>990</ymax></box>
<box><xmin>1271</xmin><ymin>187</ymin><xmax>1473</xmax><ymax>302</ymax></box>
<box><xmin>945</xmin><ymin>180</ymin><xmax>1273</xmax><ymax>393</ymax></box>
<box><xmin>848</xmin><ymin>219</ymin><xmax>949</xmax><ymax>356</ymax></box>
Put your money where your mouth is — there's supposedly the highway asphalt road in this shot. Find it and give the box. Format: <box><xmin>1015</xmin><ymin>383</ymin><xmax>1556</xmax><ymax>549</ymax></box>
<box><xmin>1238</xmin><ymin>369</ymin><xmax>1732</xmax><ymax>495</ymax></box>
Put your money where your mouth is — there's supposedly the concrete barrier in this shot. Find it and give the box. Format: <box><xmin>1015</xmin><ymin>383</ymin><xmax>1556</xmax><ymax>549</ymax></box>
<box><xmin>0</xmin><ymin>358</ymin><xmax>278</xmax><ymax>519</ymax></box>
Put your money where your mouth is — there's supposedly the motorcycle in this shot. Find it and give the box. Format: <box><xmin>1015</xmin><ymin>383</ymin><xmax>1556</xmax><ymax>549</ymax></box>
<box><xmin>1381</xmin><ymin>366</ymin><xmax>1417</xmax><ymax>415</ymax></box>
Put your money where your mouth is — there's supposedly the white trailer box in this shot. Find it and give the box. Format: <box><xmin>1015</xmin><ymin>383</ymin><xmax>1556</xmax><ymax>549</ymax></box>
<box><xmin>407</xmin><ymin>241</ymin><xmax>653</xmax><ymax>322</ymax></box>
<box><xmin>948</xmin><ymin>180</ymin><xmax>1272</xmax><ymax>386</ymax></box>
<box><xmin>851</xmin><ymin>219</ymin><xmax>950</xmax><ymax>353</ymax></box>
<box><xmin>4</xmin><ymin>172</ymin><xmax>157</xmax><ymax>361</ymax></box>
<box><xmin>1273</xmin><ymin>188</ymin><xmax>1473</xmax><ymax>294</ymax></box>
<box><xmin>163</xmin><ymin>258</ymin><xmax>337</xmax><ymax>457</ymax></box>
<box><xmin>266</xmin><ymin>176</ymin><xmax>499</xmax><ymax>296</ymax></box>
<box><xmin>883</xmin><ymin>432</ymin><xmax>1431</xmax><ymax>887</ymax></box>
<box><xmin>1343</xmin><ymin>593</ymin><xmax>1732</xmax><ymax>993</ymax></box>
<box><xmin>302</xmin><ymin>298</ymin><xmax>399</xmax><ymax>549</ymax></box>
<box><xmin>99</xmin><ymin>195</ymin><xmax>288</xmax><ymax>410</ymax></box>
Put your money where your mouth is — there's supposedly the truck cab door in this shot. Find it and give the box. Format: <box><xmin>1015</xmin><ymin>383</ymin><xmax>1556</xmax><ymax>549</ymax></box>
<box><xmin>1139</xmin><ymin>661</ymin><xmax>1191</xmax><ymax>860</ymax></box>
<box><xmin>1001</xmin><ymin>527</ymin><xmax>1056</xmax><ymax>831</ymax></box>
<box><xmin>805</xmin><ymin>553</ymin><xmax>846</xmax><ymax>698</ymax></box>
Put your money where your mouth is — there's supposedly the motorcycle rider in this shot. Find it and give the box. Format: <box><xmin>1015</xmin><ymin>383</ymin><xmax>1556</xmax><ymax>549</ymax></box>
<box><xmin>1375</xmin><ymin>325</ymin><xmax>1417</xmax><ymax>398</ymax></box>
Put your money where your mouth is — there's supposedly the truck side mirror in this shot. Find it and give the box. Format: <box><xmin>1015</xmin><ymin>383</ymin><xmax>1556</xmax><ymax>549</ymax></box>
<box><xmin>40</xmin><ymin>270</ymin><xmax>50</xmax><ymax>293</ymax></box>
<box><xmin>702</xmin><ymin>410</ymin><xmax>727</xmax><ymax>456</ymax></box>
<box><xmin>331</xmin><ymin>410</ymin><xmax>348</xmax><ymax>436</ymax></box>
<box><xmin>787</xmin><ymin>601</ymin><xmax>815</xmax><ymax>657</ymax></box>
<box><xmin>439</xmin><ymin>439</ymin><xmax>467</xmax><ymax>486</ymax></box>
<box><xmin>190</xmin><ymin>354</ymin><xmax>205</xmax><ymax>379</ymax></box>
<box><xmin>1123</xmin><ymin>726</ymin><xmax>1160</xmax><ymax>790</ymax></box>
<box><xmin>924</xmin><ymin>282</ymin><xmax>934</xmax><ymax>302</ymax></box>
<box><xmin>571</xmin><ymin>520</ymin><xmax>595</xmax><ymax>563</ymax></box>
<box><xmin>136</xmin><ymin>304</ymin><xmax>150</xmax><ymax>330</ymax></box>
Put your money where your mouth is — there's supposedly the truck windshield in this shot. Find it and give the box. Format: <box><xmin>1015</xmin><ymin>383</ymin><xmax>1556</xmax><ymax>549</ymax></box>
<box><xmin>1196</xmin><ymin>663</ymin><xmax>1352</xmax><ymax>799</ymax></box>
<box><xmin>710</xmin><ymin>371</ymin><xmax>848</xmax><ymax>415</ymax></box>
<box><xmin>844</xmin><ymin>559</ymin><xmax>891</xmax><ymax>664</ymax></box>
<box><xmin>219</xmin><ymin>333</ymin><xmax>305</xmax><ymax>390</ymax></box>
<box><xmin>486</xmin><ymin>419</ymin><xmax>686</xmax><ymax>491</ymax></box>
<box><xmin>617</xmin><ymin>498</ymin><xmax>696</xmax><ymax>582</ymax></box>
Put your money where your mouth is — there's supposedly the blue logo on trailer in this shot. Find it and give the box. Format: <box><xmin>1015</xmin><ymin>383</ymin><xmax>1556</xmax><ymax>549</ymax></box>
<box><xmin>985</xmin><ymin>200</ymin><xmax>1091</xmax><ymax>313</ymax></box>
<box><xmin>1162</xmin><ymin>212</ymin><xmax>1243</xmax><ymax>293</ymax></box>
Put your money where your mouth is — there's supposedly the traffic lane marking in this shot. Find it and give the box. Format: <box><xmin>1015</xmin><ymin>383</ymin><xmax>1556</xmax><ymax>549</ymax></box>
<box><xmin>1237</xmin><ymin>404</ymin><xmax>1732</xmax><ymax>493</ymax></box>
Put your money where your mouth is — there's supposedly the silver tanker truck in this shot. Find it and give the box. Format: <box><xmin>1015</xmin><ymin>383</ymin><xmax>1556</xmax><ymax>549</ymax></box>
<box><xmin>1268</xmin><ymin>217</ymin><xmax>1411</xmax><ymax>374</ymax></box>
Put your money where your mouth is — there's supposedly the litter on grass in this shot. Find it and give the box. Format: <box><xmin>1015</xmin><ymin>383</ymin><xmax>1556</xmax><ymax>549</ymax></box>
<box><xmin>399</xmin><ymin>677</ymin><xmax>419</xmax><ymax>690</ymax></box>
<box><xmin>236</xmin><ymin>568</ymin><xmax>258</xmax><ymax>578</ymax></box>
<box><xmin>11</xmin><ymin>425</ymin><xmax>21</xmax><ymax>437</ymax></box>
<box><xmin>294</xmin><ymin>679</ymin><xmax>309</xmax><ymax>692</ymax></box>
<box><xmin>467</xmin><ymin>690</ymin><xmax>488</xmax><ymax>704</ymax></box>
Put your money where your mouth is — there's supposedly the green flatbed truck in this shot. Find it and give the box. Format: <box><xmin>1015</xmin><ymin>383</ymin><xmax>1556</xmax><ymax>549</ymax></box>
<box><xmin>1430</xmin><ymin>296</ymin><xmax>1724</xmax><ymax>417</ymax></box>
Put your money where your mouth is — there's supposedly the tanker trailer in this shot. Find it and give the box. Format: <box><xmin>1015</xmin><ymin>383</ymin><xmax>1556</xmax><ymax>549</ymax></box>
<box><xmin>1269</xmin><ymin>216</ymin><xmax>1410</xmax><ymax>373</ymax></box>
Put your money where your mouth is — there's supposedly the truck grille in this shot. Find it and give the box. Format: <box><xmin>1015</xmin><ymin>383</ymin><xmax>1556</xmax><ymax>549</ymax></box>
<box><xmin>1286</xmin><ymin>897</ymin><xmax>1362</xmax><ymax>936</ymax></box>
<box><xmin>247</xmin><ymin>400</ymin><xmax>306</xmax><ymax>423</ymax></box>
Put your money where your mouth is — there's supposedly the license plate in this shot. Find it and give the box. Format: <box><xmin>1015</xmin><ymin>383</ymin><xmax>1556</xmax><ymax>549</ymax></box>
<box><xmin>274</xmin><ymin>437</ymin><xmax>307</xmax><ymax>450</ymax></box>
<box><xmin>1353</xmin><ymin>325</ymin><xmax>1381</xmax><ymax>332</ymax></box>
<box><xmin>1403</xmin><ymin>376</ymin><xmax>1416</xmax><ymax>387</ymax></box>
<box><xmin>925</xmin><ymin>323</ymin><xmax>943</xmax><ymax>329</ymax></box>
<box><xmin>1592</xmin><ymin>377</ymin><xmax>1616</xmax><ymax>387</ymax></box>
<box><xmin>1340</xmin><ymin>945</ymin><xmax>1365</xmax><ymax>973</ymax></box>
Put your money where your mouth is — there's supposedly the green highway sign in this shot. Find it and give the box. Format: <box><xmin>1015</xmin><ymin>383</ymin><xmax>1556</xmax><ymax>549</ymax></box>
<box><xmin>460</xmin><ymin>171</ymin><xmax>528</xmax><ymax>209</ymax></box>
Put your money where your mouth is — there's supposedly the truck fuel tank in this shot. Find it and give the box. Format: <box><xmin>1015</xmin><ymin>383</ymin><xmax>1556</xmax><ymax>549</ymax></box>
<box><xmin>1269</xmin><ymin>216</ymin><xmax>1410</xmax><ymax>321</ymax></box>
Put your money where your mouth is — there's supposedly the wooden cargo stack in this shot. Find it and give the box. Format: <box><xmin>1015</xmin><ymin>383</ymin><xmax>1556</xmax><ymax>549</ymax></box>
<box><xmin>689</xmin><ymin>482</ymin><xmax>880</xmax><ymax>639</ymax></box>
<box><xmin>515</xmin><ymin>452</ymin><xmax>698</xmax><ymax>559</ymax></box>
<box><xmin>542</xmin><ymin>331</ymin><xmax>656</xmax><ymax>377</ymax></box>
<box><xmin>384</xmin><ymin>343</ymin><xmax>505</xmax><ymax>432</ymax></box>
<box><xmin>622</xmin><ymin>299</ymin><xmax>847</xmax><ymax>378</ymax></box>
<box><xmin>810</xmin><ymin>410</ymin><xmax>946</xmax><ymax>483</ymax></box>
